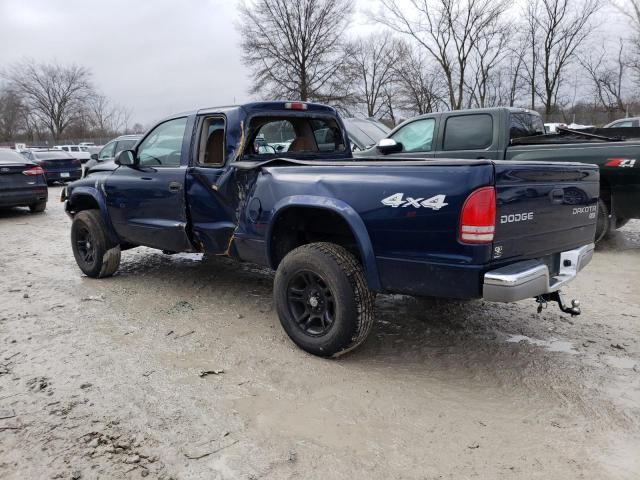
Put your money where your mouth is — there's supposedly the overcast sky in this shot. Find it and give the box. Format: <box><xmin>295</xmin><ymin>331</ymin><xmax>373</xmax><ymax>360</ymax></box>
<box><xmin>0</xmin><ymin>0</ymin><xmax>631</xmax><ymax>127</ymax></box>
<box><xmin>0</xmin><ymin>0</ymin><xmax>375</xmax><ymax>127</ymax></box>
<box><xmin>0</xmin><ymin>0</ymin><xmax>255</xmax><ymax>125</ymax></box>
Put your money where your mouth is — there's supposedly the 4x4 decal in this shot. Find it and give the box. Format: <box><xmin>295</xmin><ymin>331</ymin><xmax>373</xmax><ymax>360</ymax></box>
<box><xmin>381</xmin><ymin>193</ymin><xmax>448</xmax><ymax>210</ymax></box>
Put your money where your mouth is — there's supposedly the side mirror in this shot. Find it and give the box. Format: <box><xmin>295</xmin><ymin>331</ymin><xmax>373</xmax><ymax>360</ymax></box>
<box><xmin>90</xmin><ymin>153</ymin><xmax>98</xmax><ymax>161</ymax></box>
<box><xmin>376</xmin><ymin>138</ymin><xmax>403</xmax><ymax>154</ymax></box>
<box><xmin>115</xmin><ymin>150</ymin><xmax>136</xmax><ymax>166</ymax></box>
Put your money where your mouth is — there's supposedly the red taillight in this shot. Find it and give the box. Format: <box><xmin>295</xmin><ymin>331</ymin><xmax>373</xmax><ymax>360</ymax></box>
<box><xmin>284</xmin><ymin>102</ymin><xmax>307</xmax><ymax>110</ymax></box>
<box><xmin>459</xmin><ymin>186</ymin><xmax>496</xmax><ymax>244</ymax></box>
<box><xmin>23</xmin><ymin>166</ymin><xmax>44</xmax><ymax>176</ymax></box>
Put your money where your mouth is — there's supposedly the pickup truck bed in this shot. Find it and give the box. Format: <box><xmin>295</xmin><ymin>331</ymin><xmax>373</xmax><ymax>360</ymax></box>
<box><xmin>63</xmin><ymin>102</ymin><xmax>597</xmax><ymax>357</ymax></box>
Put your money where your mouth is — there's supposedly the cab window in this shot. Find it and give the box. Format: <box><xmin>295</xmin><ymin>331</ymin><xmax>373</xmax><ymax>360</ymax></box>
<box><xmin>198</xmin><ymin>117</ymin><xmax>226</xmax><ymax>166</ymax></box>
<box><xmin>98</xmin><ymin>141</ymin><xmax>116</xmax><ymax>160</ymax></box>
<box><xmin>510</xmin><ymin>113</ymin><xmax>544</xmax><ymax>140</ymax></box>
<box><xmin>137</xmin><ymin>117</ymin><xmax>187</xmax><ymax>167</ymax></box>
<box><xmin>443</xmin><ymin>114</ymin><xmax>493</xmax><ymax>150</ymax></box>
<box><xmin>391</xmin><ymin>118</ymin><xmax>435</xmax><ymax>152</ymax></box>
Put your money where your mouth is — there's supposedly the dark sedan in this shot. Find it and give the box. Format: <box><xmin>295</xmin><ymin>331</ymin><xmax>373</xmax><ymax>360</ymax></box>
<box><xmin>21</xmin><ymin>149</ymin><xmax>82</xmax><ymax>184</ymax></box>
<box><xmin>0</xmin><ymin>149</ymin><xmax>48</xmax><ymax>212</ymax></box>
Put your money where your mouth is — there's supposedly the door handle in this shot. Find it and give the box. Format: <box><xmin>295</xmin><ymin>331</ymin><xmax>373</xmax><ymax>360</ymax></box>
<box><xmin>168</xmin><ymin>181</ymin><xmax>182</xmax><ymax>192</ymax></box>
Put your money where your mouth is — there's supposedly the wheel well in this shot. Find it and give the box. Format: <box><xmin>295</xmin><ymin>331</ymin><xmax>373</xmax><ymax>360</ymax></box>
<box><xmin>70</xmin><ymin>194</ymin><xmax>100</xmax><ymax>214</ymax></box>
<box><xmin>270</xmin><ymin>207</ymin><xmax>361</xmax><ymax>268</ymax></box>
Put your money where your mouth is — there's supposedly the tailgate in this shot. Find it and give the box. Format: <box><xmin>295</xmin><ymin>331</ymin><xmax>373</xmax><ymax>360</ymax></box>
<box><xmin>492</xmin><ymin>161</ymin><xmax>599</xmax><ymax>262</ymax></box>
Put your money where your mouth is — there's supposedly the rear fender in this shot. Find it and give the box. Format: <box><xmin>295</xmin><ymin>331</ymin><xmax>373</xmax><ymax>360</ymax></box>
<box><xmin>67</xmin><ymin>186</ymin><xmax>120</xmax><ymax>245</ymax></box>
<box><xmin>267</xmin><ymin>195</ymin><xmax>382</xmax><ymax>291</ymax></box>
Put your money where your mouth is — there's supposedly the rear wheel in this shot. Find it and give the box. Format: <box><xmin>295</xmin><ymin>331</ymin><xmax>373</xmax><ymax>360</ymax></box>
<box><xmin>71</xmin><ymin>209</ymin><xmax>120</xmax><ymax>278</ymax></box>
<box><xmin>29</xmin><ymin>201</ymin><xmax>46</xmax><ymax>213</ymax></box>
<box><xmin>274</xmin><ymin>242</ymin><xmax>375</xmax><ymax>357</ymax></box>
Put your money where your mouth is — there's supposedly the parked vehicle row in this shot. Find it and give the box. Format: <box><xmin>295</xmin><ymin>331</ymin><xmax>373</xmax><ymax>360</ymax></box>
<box><xmin>63</xmin><ymin>101</ymin><xmax>597</xmax><ymax>357</ymax></box>
<box><xmin>53</xmin><ymin>145</ymin><xmax>91</xmax><ymax>163</ymax></box>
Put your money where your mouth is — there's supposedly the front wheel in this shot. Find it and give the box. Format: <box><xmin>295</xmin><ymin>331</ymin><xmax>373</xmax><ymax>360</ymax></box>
<box><xmin>274</xmin><ymin>242</ymin><xmax>375</xmax><ymax>357</ymax></box>
<box><xmin>71</xmin><ymin>209</ymin><xmax>121</xmax><ymax>278</ymax></box>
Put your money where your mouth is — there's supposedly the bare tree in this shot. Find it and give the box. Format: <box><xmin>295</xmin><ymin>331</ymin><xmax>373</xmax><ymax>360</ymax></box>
<box><xmin>465</xmin><ymin>19</ymin><xmax>511</xmax><ymax>108</ymax></box>
<box><xmin>0</xmin><ymin>86</ymin><xmax>26</xmax><ymax>142</ymax></box>
<box><xmin>237</xmin><ymin>0</ymin><xmax>353</xmax><ymax>101</ymax></box>
<box><xmin>374</xmin><ymin>0</ymin><xmax>510</xmax><ymax>110</ymax></box>
<box><xmin>343</xmin><ymin>33</ymin><xmax>398</xmax><ymax>118</ymax></box>
<box><xmin>2</xmin><ymin>60</ymin><xmax>93</xmax><ymax>140</ymax></box>
<box><xmin>615</xmin><ymin>1</ymin><xmax>640</xmax><ymax>85</ymax></box>
<box><xmin>581</xmin><ymin>40</ymin><xmax>630</xmax><ymax>117</ymax></box>
<box><xmin>86</xmin><ymin>94</ymin><xmax>132</xmax><ymax>136</ymax></box>
<box><xmin>393</xmin><ymin>44</ymin><xmax>447</xmax><ymax>116</ymax></box>
<box><xmin>523</xmin><ymin>0</ymin><xmax>600</xmax><ymax>116</ymax></box>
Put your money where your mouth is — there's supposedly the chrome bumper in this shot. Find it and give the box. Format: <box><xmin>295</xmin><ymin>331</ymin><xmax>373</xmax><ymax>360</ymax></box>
<box><xmin>483</xmin><ymin>244</ymin><xmax>594</xmax><ymax>303</ymax></box>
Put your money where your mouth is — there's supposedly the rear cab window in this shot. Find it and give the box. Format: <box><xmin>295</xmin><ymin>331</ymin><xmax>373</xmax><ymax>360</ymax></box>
<box><xmin>509</xmin><ymin>112</ymin><xmax>545</xmax><ymax>140</ymax></box>
<box><xmin>243</xmin><ymin>116</ymin><xmax>346</xmax><ymax>158</ymax></box>
<box><xmin>443</xmin><ymin>114</ymin><xmax>493</xmax><ymax>150</ymax></box>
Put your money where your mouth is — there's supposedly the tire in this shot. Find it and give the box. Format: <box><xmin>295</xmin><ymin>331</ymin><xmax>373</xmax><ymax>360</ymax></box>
<box><xmin>29</xmin><ymin>201</ymin><xmax>46</xmax><ymax>213</ymax></box>
<box><xmin>71</xmin><ymin>209</ymin><xmax>121</xmax><ymax>278</ymax></box>
<box><xmin>594</xmin><ymin>198</ymin><xmax>611</xmax><ymax>243</ymax></box>
<box><xmin>274</xmin><ymin>242</ymin><xmax>375</xmax><ymax>357</ymax></box>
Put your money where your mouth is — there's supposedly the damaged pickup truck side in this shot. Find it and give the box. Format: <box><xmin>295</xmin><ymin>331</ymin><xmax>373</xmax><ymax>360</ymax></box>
<box><xmin>63</xmin><ymin>102</ymin><xmax>598</xmax><ymax>357</ymax></box>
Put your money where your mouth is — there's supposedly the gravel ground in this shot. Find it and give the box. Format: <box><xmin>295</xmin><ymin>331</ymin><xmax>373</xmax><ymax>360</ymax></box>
<box><xmin>1</xmin><ymin>186</ymin><xmax>639</xmax><ymax>480</ymax></box>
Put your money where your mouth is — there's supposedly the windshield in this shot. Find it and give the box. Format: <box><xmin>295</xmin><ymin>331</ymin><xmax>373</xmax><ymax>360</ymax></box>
<box><xmin>344</xmin><ymin>119</ymin><xmax>390</xmax><ymax>149</ymax></box>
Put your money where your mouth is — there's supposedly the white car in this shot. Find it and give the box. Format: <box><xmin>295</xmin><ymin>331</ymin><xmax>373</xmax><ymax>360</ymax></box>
<box><xmin>53</xmin><ymin>145</ymin><xmax>91</xmax><ymax>163</ymax></box>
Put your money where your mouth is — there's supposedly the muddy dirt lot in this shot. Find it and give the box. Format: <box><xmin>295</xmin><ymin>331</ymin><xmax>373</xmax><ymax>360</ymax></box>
<box><xmin>1</xmin><ymin>186</ymin><xmax>639</xmax><ymax>479</ymax></box>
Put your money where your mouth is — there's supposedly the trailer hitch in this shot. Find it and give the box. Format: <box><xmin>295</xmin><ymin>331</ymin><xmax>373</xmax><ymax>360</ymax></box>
<box><xmin>536</xmin><ymin>291</ymin><xmax>581</xmax><ymax>316</ymax></box>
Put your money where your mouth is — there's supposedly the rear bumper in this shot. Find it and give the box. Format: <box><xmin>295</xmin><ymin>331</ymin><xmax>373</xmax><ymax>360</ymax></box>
<box><xmin>483</xmin><ymin>243</ymin><xmax>594</xmax><ymax>302</ymax></box>
<box><xmin>43</xmin><ymin>169</ymin><xmax>82</xmax><ymax>182</ymax></box>
<box><xmin>0</xmin><ymin>190</ymin><xmax>48</xmax><ymax>207</ymax></box>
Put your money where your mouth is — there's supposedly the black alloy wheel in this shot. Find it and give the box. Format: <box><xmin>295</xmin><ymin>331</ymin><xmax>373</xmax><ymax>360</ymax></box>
<box><xmin>75</xmin><ymin>225</ymin><xmax>96</xmax><ymax>265</ymax></box>
<box><xmin>287</xmin><ymin>270</ymin><xmax>336</xmax><ymax>336</ymax></box>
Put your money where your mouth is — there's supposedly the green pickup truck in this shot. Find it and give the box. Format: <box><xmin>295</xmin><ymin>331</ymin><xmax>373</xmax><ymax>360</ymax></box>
<box><xmin>359</xmin><ymin>107</ymin><xmax>640</xmax><ymax>240</ymax></box>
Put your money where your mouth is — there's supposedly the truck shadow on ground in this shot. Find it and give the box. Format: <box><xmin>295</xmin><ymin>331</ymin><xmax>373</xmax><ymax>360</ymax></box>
<box><xmin>113</xmin><ymin>249</ymin><xmax>579</xmax><ymax>376</ymax></box>
<box><xmin>596</xmin><ymin>226</ymin><xmax>640</xmax><ymax>252</ymax></box>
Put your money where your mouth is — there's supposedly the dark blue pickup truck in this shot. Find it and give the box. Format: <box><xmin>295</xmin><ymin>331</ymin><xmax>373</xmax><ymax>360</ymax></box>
<box><xmin>63</xmin><ymin>102</ymin><xmax>598</xmax><ymax>357</ymax></box>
